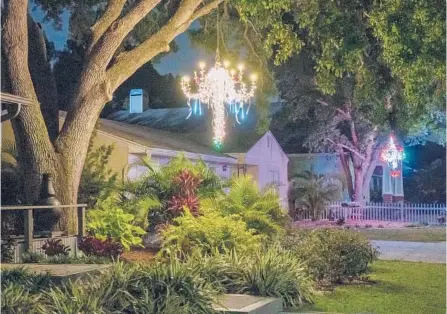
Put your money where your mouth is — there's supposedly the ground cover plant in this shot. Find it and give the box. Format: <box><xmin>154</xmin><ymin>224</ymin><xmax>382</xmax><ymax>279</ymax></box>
<box><xmin>190</xmin><ymin>246</ymin><xmax>314</xmax><ymax>308</ymax></box>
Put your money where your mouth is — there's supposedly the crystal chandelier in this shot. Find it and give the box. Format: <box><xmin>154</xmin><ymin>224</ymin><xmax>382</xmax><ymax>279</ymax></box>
<box><xmin>381</xmin><ymin>134</ymin><xmax>404</xmax><ymax>176</ymax></box>
<box><xmin>180</xmin><ymin>9</ymin><xmax>256</xmax><ymax>150</ymax></box>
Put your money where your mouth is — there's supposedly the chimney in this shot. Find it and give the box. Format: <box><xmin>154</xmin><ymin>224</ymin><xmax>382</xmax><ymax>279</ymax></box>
<box><xmin>128</xmin><ymin>89</ymin><xmax>149</xmax><ymax>113</ymax></box>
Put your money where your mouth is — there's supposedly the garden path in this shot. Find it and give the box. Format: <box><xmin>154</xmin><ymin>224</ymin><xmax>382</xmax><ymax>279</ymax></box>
<box><xmin>372</xmin><ymin>240</ymin><xmax>446</xmax><ymax>263</ymax></box>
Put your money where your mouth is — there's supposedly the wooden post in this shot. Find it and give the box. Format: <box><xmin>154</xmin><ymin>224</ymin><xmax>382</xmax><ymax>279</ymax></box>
<box><xmin>78</xmin><ymin>206</ymin><xmax>85</xmax><ymax>237</ymax></box>
<box><xmin>24</xmin><ymin>208</ymin><xmax>33</xmax><ymax>252</ymax></box>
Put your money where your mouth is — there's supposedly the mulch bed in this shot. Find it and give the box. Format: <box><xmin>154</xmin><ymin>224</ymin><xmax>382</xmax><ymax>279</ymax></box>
<box><xmin>121</xmin><ymin>247</ymin><xmax>159</xmax><ymax>264</ymax></box>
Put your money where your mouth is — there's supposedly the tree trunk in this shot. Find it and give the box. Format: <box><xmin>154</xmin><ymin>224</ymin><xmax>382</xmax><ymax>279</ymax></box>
<box><xmin>353</xmin><ymin>166</ymin><xmax>364</xmax><ymax>203</ymax></box>
<box><xmin>338</xmin><ymin>150</ymin><xmax>354</xmax><ymax>199</ymax></box>
<box><xmin>28</xmin><ymin>15</ymin><xmax>59</xmax><ymax>142</ymax></box>
<box><xmin>2</xmin><ymin>0</ymin><xmax>78</xmax><ymax>232</ymax></box>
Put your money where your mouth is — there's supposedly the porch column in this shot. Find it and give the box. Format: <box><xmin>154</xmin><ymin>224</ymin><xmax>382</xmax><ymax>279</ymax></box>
<box><xmin>382</xmin><ymin>163</ymin><xmax>393</xmax><ymax>204</ymax></box>
<box><xmin>393</xmin><ymin>161</ymin><xmax>404</xmax><ymax>203</ymax></box>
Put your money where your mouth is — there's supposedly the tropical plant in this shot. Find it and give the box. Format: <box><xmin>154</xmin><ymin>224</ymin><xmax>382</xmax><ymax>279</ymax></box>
<box><xmin>41</xmin><ymin>238</ymin><xmax>71</xmax><ymax>257</ymax></box>
<box><xmin>1</xmin><ymin>236</ymin><xmax>16</xmax><ymax>263</ymax></box>
<box><xmin>288</xmin><ymin>171</ymin><xmax>342</xmax><ymax>220</ymax></box>
<box><xmin>87</xmin><ymin>196</ymin><xmax>146</xmax><ymax>250</ymax></box>
<box><xmin>78</xmin><ymin>127</ymin><xmax>117</xmax><ymax>208</ymax></box>
<box><xmin>1</xmin><ymin>140</ymin><xmax>24</xmax><ymax>238</ymax></box>
<box><xmin>78</xmin><ymin>236</ymin><xmax>123</xmax><ymax>259</ymax></box>
<box><xmin>123</xmin><ymin>154</ymin><xmax>224</xmax><ymax>232</ymax></box>
<box><xmin>1</xmin><ymin>140</ymin><xmax>23</xmax><ymax>205</ymax></box>
<box><xmin>283</xmin><ymin>229</ymin><xmax>379</xmax><ymax>283</ymax></box>
<box><xmin>191</xmin><ymin>246</ymin><xmax>314</xmax><ymax>308</ymax></box>
<box><xmin>160</xmin><ymin>210</ymin><xmax>262</xmax><ymax>258</ymax></box>
<box><xmin>202</xmin><ymin>176</ymin><xmax>288</xmax><ymax>238</ymax></box>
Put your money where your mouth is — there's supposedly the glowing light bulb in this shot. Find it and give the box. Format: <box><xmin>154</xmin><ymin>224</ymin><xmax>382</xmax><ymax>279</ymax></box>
<box><xmin>183</xmin><ymin>76</ymin><xmax>190</xmax><ymax>82</ymax></box>
<box><xmin>250</xmin><ymin>74</ymin><xmax>257</xmax><ymax>82</ymax></box>
<box><xmin>238</xmin><ymin>64</ymin><xmax>244</xmax><ymax>71</ymax></box>
<box><xmin>199</xmin><ymin>62</ymin><xmax>205</xmax><ymax>69</ymax></box>
<box><xmin>223</xmin><ymin>60</ymin><xmax>230</xmax><ymax>67</ymax></box>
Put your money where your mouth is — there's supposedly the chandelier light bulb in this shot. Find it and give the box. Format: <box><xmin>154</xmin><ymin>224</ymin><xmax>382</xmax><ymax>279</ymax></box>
<box><xmin>250</xmin><ymin>74</ymin><xmax>257</xmax><ymax>82</ymax></box>
<box><xmin>223</xmin><ymin>60</ymin><xmax>230</xmax><ymax>67</ymax></box>
<box><xmin>199</xmin><ymin>62</ymin><xmax>206</xmax><ymax>69</ymax></box>
<box><xmin>238</xmin><ymin>64</ymin><xmax>244</xmax><ymax>71</ymax></box>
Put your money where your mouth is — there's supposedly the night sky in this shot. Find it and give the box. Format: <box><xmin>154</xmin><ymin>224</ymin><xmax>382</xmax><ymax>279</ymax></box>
<box><xmin>30</xmin><ymin>5</ymin><xmax>211</xmax><ymax>76</ymax></box>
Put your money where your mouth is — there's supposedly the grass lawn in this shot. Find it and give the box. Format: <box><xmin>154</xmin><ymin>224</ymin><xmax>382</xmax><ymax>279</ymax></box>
<box><xmin>297</xmin><ymin>261</ymin><xmax>446</xmax><ymax>314</ymax></box>
<box><xmin>357</xmin><ymin>228</ymin><xmax>446</xmax><ymax>242</ymax></box>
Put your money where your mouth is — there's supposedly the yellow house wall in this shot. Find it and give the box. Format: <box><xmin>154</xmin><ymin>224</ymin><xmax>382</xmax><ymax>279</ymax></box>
<box><xmin>1</xmin><ymin>121</ymin><xmax>131</xmax><ymax>181</ymax></box>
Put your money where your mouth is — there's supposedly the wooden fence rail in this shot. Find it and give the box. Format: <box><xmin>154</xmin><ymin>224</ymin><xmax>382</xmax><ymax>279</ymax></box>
<box><xmin>1</xmin><ymin>204</ymin><xmax>87</xmax><ymax>252</ymax></box>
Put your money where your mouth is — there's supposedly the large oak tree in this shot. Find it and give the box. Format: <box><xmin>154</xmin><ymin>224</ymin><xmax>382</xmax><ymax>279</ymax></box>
<box><xmin>1</xmin><ymin>0</ymin><xmax>296</xmax><ymax>232</ymax></box>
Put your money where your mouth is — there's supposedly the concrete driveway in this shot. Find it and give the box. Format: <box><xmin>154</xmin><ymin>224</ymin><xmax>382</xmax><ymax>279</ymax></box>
<box><xmin>372</xmin><ymin>240</ymin><xmax>446</xmax><ymax>263</ymax></box>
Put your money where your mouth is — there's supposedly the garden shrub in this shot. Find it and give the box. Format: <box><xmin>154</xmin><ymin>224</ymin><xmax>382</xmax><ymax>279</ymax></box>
<box><xmin>160</xmin><ymin>210</ymin><xmax>262</xmax><ymax>257</ymax></box>
<box><xmin>87</xmin><ymin>196</ymin><xmax>146</xmax><ymax>250</ymax></box>
<box><xmin>78</xmin><ymin>236</ymin><xmax>123</xmax><ymax>258</ymax></box>
<box><xmin>283</xmin><ymin>229</ymin><xmax>379</xmax><ymax>283</ymax></box>
<box><xmin>41</xmin><ymin>238</ymin><xmax>71</xmax><ymax>256</ymax></box>
<box><xmin>191</xmin><ymin>246</ymin><xmax>314</xmax><ymax>308</ymax></box>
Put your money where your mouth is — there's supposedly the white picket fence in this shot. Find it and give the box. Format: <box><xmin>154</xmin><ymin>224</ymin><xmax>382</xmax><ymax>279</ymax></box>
<box><xmin>296</xmin><ymin>201</ymin><xmax>446</xmax><ymax>225</ymax></box>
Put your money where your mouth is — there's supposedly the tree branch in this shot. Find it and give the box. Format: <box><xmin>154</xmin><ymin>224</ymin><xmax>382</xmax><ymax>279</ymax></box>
<box><xmin>191</xmin><ymin>0</ymin><xmax>223</xmax><ymax>20</ymax></box>
<box><xmin>88</xmin><ymin>0</ymin><xmax>127</xmax><ymax>55</ymax></box>
<box><xmin>107</xmin><ymin>0</ymin><xmax>222</xmax><ymax>90</ymax></box>
<box><xmin>317</xmin><ymin>99</ymin><xmax>351</xmax><ymax>119</ymax></box>
<box><xmin>325</xmin><ymin>138</ymin><xmax>365</xmax><ymax>161</ymax></box>
<box><xmin>87</xmin><ymin>0</ymin><xmax>162</xmax><ymax>72</ymax></box>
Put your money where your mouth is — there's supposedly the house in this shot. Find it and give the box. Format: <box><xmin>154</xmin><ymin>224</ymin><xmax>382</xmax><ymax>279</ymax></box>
<box><xmin>288</xmin><ymin>153</ymin><xmax>404</xmax><ymax>203</ymax></box>
<box><xmin>2</xmin><ymin>112</ymin><xmax>289</xmax><ymax>207</ymax></box>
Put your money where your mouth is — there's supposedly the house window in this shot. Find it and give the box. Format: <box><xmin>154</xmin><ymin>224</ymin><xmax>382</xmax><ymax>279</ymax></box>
<box><xmin>270</xmin><ymin>170</ymin><xmax>280</xmax><ymax>187</ymax></box>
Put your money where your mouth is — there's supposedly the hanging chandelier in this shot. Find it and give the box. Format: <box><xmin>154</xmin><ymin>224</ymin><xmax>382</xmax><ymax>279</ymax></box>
<box><xmin>381</xmin><ymin>134</ymin><xmax>405</xmax><ymax>176</ymax></box>
<box><xmin>180</xmin><ymin>9</ymin><xmax>256</xmax><ymax>150</ymax></box>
